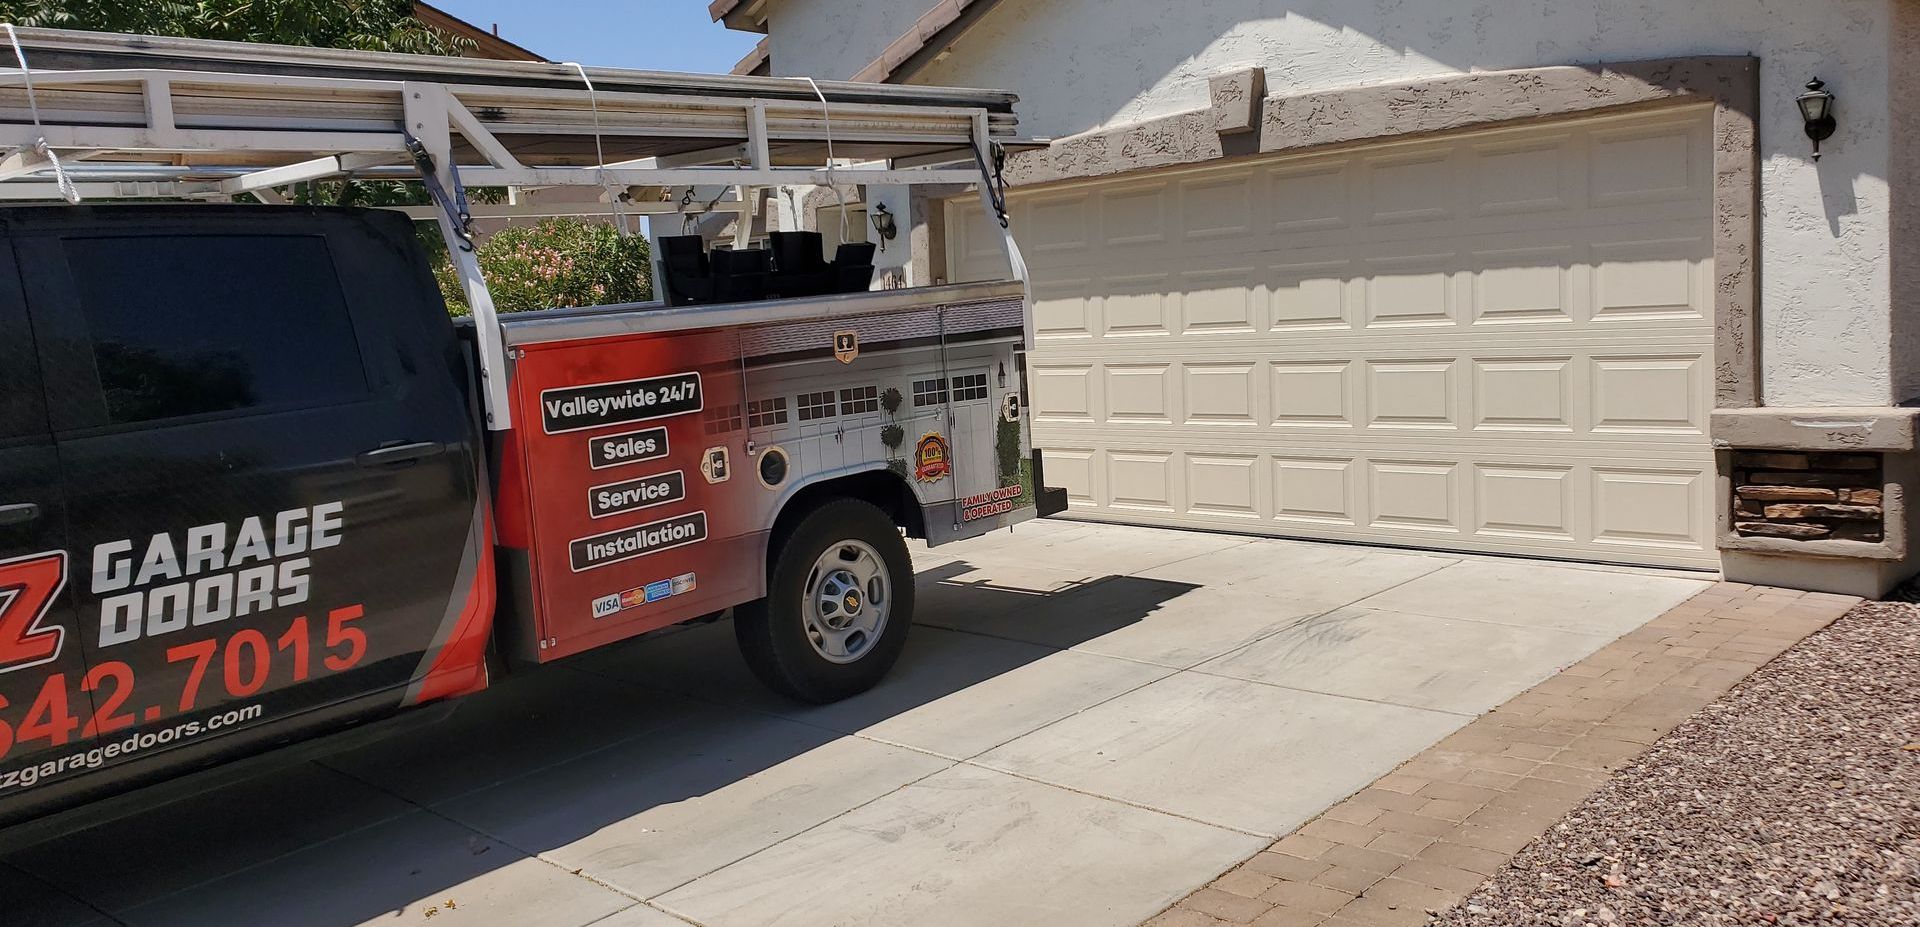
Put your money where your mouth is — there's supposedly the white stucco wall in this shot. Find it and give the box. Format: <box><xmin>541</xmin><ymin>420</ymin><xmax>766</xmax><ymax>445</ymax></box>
<box><xmin>765</xmin><ymin>0</ymin><xmax>932</xmax><ymax>82</ymax></box>
<box><xmin>1890</xmin><ymin>0</ymin><xmax>1919</xmax><ymax>402</ymax></box>
<box><xmin>765</xmin><ymin>0</ymin><xmax>1900</xmax><ymax>408</ymax></box>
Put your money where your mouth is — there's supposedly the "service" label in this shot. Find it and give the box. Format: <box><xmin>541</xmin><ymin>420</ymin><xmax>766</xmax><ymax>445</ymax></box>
<box><xmin>588</xmin><ymin>470</ymin><xmax>687</xmax><ymax>519</ymax></box>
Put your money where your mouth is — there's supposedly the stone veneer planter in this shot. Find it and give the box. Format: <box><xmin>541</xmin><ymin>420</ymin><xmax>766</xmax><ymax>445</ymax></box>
<box><xmin>1731</xmin><ymin>451</ymin><xmax>1883</xmax><ymax>543</ymax></box>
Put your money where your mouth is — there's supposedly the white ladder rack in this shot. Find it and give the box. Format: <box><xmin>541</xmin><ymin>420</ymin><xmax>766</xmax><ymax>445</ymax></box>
<box><xmin>0</xmin><ymin>27</ymin><xmax>1033</xmax><ymax>432</ymax></box>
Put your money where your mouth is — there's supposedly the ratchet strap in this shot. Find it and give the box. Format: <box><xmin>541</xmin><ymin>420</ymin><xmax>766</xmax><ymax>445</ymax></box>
<box><xmin>971</xmin><ymin>139</ymin><xmax>1011</xmax><ymax>229</ymax></box>
<box><xmin>405</xmin><ymin>132</ymin><xmax>476</xmax><ymax>252</ymax></box>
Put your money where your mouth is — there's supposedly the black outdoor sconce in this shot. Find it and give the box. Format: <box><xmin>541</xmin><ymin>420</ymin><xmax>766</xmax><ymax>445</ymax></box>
<box><xmin>869</xmin><ymin>201</ymin><xmax>898</xmax><ymax>252</ymax></box>
<box><xmin>1797</xmin><ymin>77</ymin><xmax>1837</xmax><ymax>161</ymax></box>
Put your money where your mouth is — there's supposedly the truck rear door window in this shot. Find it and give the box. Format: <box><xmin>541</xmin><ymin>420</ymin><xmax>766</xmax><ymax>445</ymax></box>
<box><xmin>63</xmin><ymin>235</ymin><xmax>369</xmax><ymax>426</ymax></box>
<box><xmin>0</xmin><ymin>276</ymin><xmax>42</xmax><ymax>440</ymax></box>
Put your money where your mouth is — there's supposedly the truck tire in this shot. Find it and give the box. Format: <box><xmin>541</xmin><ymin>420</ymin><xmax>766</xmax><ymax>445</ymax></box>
<box><xmin>736</xmin><ymin>499</ymin><xmax>914</xmax><ymax>703</ymax></box>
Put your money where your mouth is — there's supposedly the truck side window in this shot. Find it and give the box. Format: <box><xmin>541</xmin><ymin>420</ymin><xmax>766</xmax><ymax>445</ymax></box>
<box><xmin>62</xmin><ymin>235</ymin><xmax>370</xmax><ymax>426</ymax></box>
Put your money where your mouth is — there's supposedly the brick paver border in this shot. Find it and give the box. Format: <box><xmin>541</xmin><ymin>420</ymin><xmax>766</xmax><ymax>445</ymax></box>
<box><xmin>1146</xmin><ymin>582</ymin><xmax>1860</xmax><ymax>927</ymax></box>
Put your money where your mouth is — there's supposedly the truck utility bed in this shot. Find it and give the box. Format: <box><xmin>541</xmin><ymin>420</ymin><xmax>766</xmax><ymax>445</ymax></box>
<box><xmin>485</xmin><ymin>277</ymin><xmax>1044</xmax><ymax>663</ymax></box>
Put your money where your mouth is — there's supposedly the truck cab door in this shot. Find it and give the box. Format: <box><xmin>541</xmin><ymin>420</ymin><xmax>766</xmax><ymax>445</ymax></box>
<box><xmin>0</xmin><ymin>242</ymin><xmax>99</xmax><ymax>794</ymax></box>
<box><xmin>13</xmin><ymin>208</ymin><xmax>482</xmax><ymax>771</ymax></box>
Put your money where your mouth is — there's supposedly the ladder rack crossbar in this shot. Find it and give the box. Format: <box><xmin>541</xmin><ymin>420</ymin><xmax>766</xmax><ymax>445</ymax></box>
<box><xmin>3</xmin><ymin>26</ymin><xmax>1017</xmax><ymax>111</ymax></box>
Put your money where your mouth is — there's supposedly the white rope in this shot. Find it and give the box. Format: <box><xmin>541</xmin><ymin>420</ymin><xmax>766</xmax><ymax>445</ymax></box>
<box><xmin>2</xmin><ymin>24</ymin><xmax>76</xmax><ymax>204</ymax></box>
<box><xmin>802</xmin><ymin>76</ymin><xmax>850</xmax><ymax>243</ymax></box>
<box><xmin>565</xmin><ymin>61</ymin><xmax>631</xmax><ymax>236</ymax></box>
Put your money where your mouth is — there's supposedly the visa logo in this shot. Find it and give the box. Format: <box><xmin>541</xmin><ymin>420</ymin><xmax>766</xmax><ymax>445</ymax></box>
<box><xmin>591</xmin><ymin>593</ymin><xmax>622</xmax><ymax>619</ymax></box>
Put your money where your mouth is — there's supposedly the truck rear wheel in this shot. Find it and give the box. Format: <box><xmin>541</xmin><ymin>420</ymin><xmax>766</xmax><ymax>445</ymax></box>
<box><xmin>736</xmin><ymin>499</ymin><xmax>914</xmax><ymax>703</ymax></box>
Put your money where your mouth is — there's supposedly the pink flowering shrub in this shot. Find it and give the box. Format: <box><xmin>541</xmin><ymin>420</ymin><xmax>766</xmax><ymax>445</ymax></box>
<box><xmin>435</xmin><ymin>218</ymin><xmax>652</xmax><ymax>316</ymax></box>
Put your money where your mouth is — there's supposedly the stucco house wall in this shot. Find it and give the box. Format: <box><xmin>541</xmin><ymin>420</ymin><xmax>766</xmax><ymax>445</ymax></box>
<box><xmin>764</xmin><ymin>0</ymin><xmax>932</xmax><ymax>82</ymax></box>
<box><xmin>767</xmin><ymin>0</ymin><xmax>1900</xmax><ymax>411</ymax></box>
<box><xmin>1891</xmin><ymin>0</ymin><xmax>1920</xmax><ymax>403</ymax></box>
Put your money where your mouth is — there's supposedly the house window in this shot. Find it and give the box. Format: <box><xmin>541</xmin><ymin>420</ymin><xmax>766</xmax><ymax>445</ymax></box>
<box><xmin>951</xmin><ymin>373</ymin><xmax>989</xmax><ymax>403</ymax></box>
<box><xmin>797</xmin><ymin>390</ymin><xmax>835</xmax><ymax>422</ymax></box>
<box><xmin>911</xmin><ymin>377</ymin><xmax>948</xmax><ymax>407</ymax></box>
<box><xmin>705</xmin><ymin>402</ymin><xmax>742</xmax><ymax>434</ymax></box>
<box><xmin>840</xmin><ymin>385</ymin><xmax>879</xmax><ymax>416</ymax></box>
<box><xmin>748</xmin><ymin>396</ymin><xmax>788</xmax><ymax>427</ymax></box>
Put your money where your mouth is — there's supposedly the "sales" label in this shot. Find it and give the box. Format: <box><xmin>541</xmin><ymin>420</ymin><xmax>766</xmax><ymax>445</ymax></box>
<box><xmin>587</xmin><ymin>426</ymin><xmax>669</xmax><ymax>470</ymax></box>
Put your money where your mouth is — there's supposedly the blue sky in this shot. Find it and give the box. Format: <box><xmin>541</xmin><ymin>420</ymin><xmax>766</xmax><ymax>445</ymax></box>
<box><xmin>432</xmin><ymin>1</ymin><xmax>761</xmax><ymax>73</ymax></box>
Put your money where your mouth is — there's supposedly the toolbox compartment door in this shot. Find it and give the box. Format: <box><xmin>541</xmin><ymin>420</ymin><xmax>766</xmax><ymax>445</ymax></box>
<box><xmin>502</xmin><ymin>327</ymin><xmax>758</xmax><ymax>662</ymax></box>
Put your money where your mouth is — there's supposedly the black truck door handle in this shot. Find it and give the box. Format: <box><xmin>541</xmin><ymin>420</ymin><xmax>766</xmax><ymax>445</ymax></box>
<box><xmin>356</xmin><ymin>442</ymin><xmax>446</xmax><ymax>467</ymax></box>
<box><xmin>0</xmin><ymin>503</ymin><xmax>41</xmax><ymax>527</ymax></box>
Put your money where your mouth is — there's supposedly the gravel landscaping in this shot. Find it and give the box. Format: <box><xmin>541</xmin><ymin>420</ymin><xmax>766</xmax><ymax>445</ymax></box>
<box><xmin>1433</xmin><ymin>595</ymin><xmax>1920</xmax><ymax>927</ymax></box>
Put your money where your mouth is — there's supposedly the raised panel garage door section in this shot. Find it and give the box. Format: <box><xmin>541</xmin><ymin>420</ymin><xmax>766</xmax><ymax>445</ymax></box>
<box><xmin>950</xmin><ymin>108</ymin><xmax>1718</xmax><ymax>569</ymax></box>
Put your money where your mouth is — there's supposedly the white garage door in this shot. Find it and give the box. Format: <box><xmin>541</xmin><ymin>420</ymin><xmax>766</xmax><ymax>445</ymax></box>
<box><xmin>949</xmin><ymin>108</ymin><xmax>1719</xmax><ymax>569</ymax></box>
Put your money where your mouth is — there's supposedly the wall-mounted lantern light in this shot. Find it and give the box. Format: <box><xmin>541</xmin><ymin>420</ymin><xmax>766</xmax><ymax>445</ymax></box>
<box><xmin>869</xmin><ymin>202</ymin><xmax>898</xmax><ymax>252</ymax></box>
<box><xmin>1797</xmin><ymin>77</ymin><xmax>1837</xmax><ymax>161</ymax></box>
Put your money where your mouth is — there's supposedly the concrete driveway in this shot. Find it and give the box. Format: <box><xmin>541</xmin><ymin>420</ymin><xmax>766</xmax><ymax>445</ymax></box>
<box><xmin>3</xmin><ymin>520</ymin><xmax>1710</xmax><ymax>927</ymax></box>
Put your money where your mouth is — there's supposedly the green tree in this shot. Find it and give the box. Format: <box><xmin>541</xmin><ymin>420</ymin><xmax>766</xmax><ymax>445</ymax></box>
<box><xmin>0</xmin><ymin>0</ymin><xmax>473</xmax><ymax>55</ymax></box>
<box><xmin>435</xmin><ymin>218</ymin><xmax>652</xmax><ymax>316</ymax></box>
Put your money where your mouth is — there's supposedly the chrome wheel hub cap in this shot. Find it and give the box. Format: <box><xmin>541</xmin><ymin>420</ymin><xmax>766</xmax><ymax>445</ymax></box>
<box><xmin>804</xmin><ymin>539</ymin><xmax>890</xmax><ymax>664</ymax></box>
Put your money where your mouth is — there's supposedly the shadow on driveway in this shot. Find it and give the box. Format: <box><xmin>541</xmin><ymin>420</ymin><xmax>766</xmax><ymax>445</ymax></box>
<box><xmin>0</xmin><ymin>560</ymin><xmax>1201</xmax><ymax>927</ymax></box>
